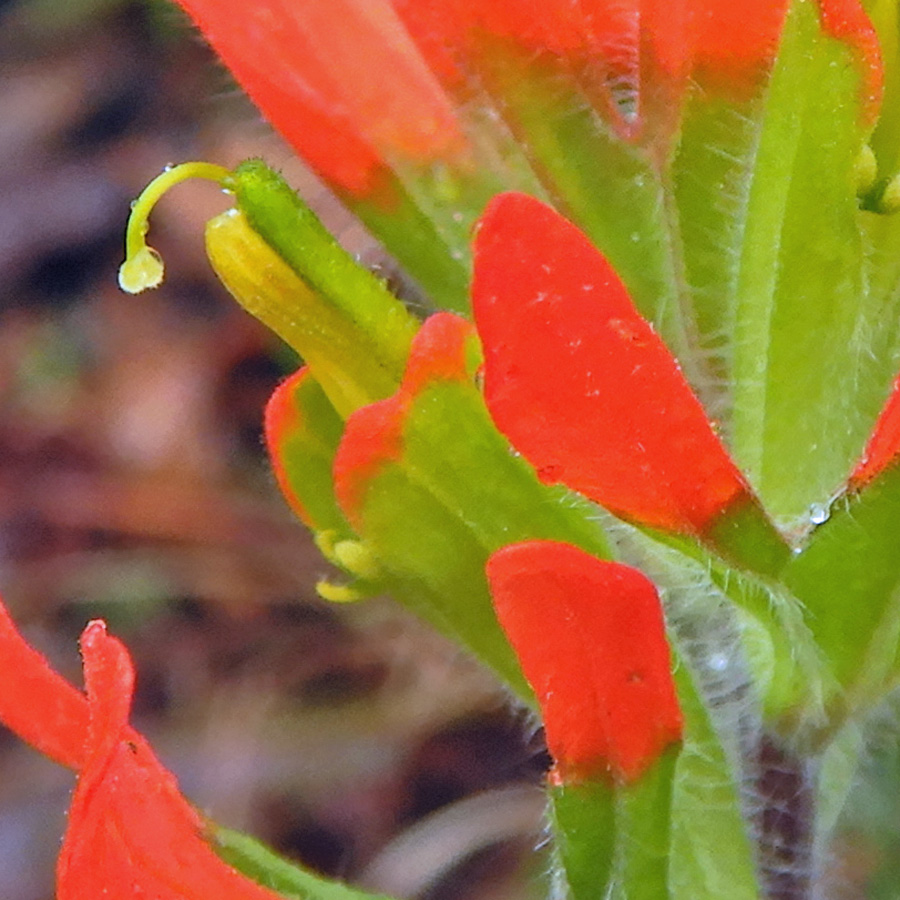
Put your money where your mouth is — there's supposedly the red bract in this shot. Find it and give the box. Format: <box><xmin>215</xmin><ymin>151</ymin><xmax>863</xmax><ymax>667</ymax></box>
<box><xmin>487</xmin><ymin>540</ymin><xmax>682</xmax><ymax>783</ymax></box>
<box><xmin>175</xmin><ymin>0</ymin><xmax>465</xmax><ymax>195</ymax></box>
<box><xmin>174</xmin><ymin>0</ymin><xmax>880</xmax><ymax>187</ymax></box>
<box><xmin>851</xmin><ymin>374</ymin><xmax>900</xmax><ymax>488</ymax></box>
<box><xmin>472</xmin><ymin>191</ymin><xmax>752</xmax><ymax>536</ymax></box>
<box><xmin>0</xmin><ymin>599</ymin><xmax>282</xmax><ymax>900</ymax></box>
<box><xmin>0</xmin><ymin>601</ymin><xmax>89</xmax><ymax>770</ymax></box>
<box><xmin>333</xmin><ymin>312</ymin><xmax>473</xmax><ymax>524</ymax></box>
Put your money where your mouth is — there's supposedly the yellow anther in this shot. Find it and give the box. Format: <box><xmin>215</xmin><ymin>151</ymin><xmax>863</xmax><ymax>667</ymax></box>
<box><xmin>332</xmin><ymin>540</ymin><xmax>380</xmax><ymax>581</ymax></box>
<box><xmin>879</xmin><ymin>173</ymin><xmax>900</xmax><ymax>214</ymax></box>
<box><xmin>314</xmin><ymin>530</ymin><xmax>341</xmax><ymax>563</ymax></box>
<box><xmin>854</xmin><ymin>144</ymin><xmax>878</xmax><ymax>197</ymax></box>
<box><xmin>315</xmin><ymin>579</ymin><xmax>364</xmax><ymax>603</ymax></box>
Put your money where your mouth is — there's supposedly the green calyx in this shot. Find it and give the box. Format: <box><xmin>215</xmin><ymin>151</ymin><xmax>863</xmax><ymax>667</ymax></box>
<box><xmin>119</xmin><ymin>158</ymin><xmax>420</xmax><ymax>419</ymax></box>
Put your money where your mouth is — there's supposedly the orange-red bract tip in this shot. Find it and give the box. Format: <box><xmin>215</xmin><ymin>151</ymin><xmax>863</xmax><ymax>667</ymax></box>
<box><xmin>333</xmin><ymin>312</ymin><xmax>474</xmax><ymax>524</ymax></box>
<box><xmin>265</xmin><ymin>367</ymin><xmax>315</xmax><ymax>527</ymax></box>
<box><xmin>850</xmin><ymin>373</ymin><xmax>900</xmax><ymax>489</ymax></box>
<box><xmin>691</xmin><ymin>0</ymin><xmax>881</xmax><ymax>119</ymax></box>
<box><xmin>472</xmin><ymin>191</ymin><xmax>750</xmax><ymax>536</ymax></box>
<box><xmin>487</xmin><ymin>541</ymin><xmax>682</xmax><ymax>784</ymax></box>
<box><xmin>817</xmin><ymin>0</ymin><xmax>883</xmax><ymax>124</ymax></box>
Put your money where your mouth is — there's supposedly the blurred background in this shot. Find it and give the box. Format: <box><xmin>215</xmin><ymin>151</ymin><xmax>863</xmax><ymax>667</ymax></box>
<box><xmin>0</xmin><ymin>2</ymin><xmax>550</xmax><ymax>897</ymax></box>
<box><xmin>0</xmin><ymin>2</ymin><xmax>898</xmax><ymax>898</ymax></box>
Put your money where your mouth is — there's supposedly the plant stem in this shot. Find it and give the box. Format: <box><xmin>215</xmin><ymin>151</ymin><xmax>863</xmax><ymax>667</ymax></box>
<box><xmin>754</xmin><ymin>735</ymin><xmax>817</xmax><ymax>900</ymax></box>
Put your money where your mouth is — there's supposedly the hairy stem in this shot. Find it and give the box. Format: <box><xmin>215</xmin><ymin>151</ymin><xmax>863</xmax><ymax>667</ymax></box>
<box><xmin>754</xmin><ymin>735</ymin><xmax>817</xmax><ymax>900</ymax></box>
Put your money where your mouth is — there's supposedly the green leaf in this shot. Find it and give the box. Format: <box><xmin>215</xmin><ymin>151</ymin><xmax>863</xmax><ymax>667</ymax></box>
<box><xmin>783</xmin><ymin>465</ymin><xmax>900</xmax><ymax>702</ymax></box>
<box><xmin>728</xmin><ymin>0</ymin><xmax>887</xmax><ymax>523</ymax></box>
<box><xmin>671</xmin><ymin>93</ymin><xmax>765</xmax><ymax>403</ymax></box>
<box><xmin>868</xmin><ymin>0</ymin><xmax>900</xmax><ymax>179</ymax></box>
<box><xmin>617</xmin><ymin>746</ymin><xmax>679</xmax><ymax>900</ymax></box>
<box><xmin>355</xmin><ymin>462</ymin><xmax>534</xmax><ymax>696</ymax></box>
<box><xmin>549</xmin><ymin>780</ymin><xmax>617</xmax><ymax>900</ymax></box>
<box><xmin>700</xmin><ymin>496</ymin><xmax>792</xmax><ymax>578</ymax></box>
<box><xmin>669</xmin><ymin>666</ymin><xmax>761</xmax><ymax>900</ymax></box>
<box><xmin>214</xmin><ymin>825</ymin><xmax>395</xmax><ymax>900</ymax></box>
<box><xmin>348</xmin><ymin>377</ymin><xmax>612</xmax><ymax>699</ymax></box>
<box><xmin>348</xmin><ymin>177</ymin><xmax>473</xmax><ymax>314</ymax></box>
<box><xmin>548</xmin><ymin>749</ymin><xmax>679</xmax><ymax>900</ymax></box>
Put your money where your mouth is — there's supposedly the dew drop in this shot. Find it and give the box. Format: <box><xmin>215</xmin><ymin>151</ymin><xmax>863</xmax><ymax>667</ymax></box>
<box><xmin>808</xmin><ymin>502</ymin><xmax>830</xmax><ymax>525</ymax></box>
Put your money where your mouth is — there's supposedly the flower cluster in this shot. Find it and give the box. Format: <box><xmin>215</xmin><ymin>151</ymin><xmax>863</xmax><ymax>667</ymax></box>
<box><xmin>5</xmin><ymin>0</ymin><xmax>900</xmax><ymax>898</ymax></box>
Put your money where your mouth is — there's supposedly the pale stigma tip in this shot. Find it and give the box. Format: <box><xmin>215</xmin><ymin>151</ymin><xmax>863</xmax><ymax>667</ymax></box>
<box><xmin>118</xmin><ymin>246</ymin><xmax>165</xmax><ymax>294</ymax></box>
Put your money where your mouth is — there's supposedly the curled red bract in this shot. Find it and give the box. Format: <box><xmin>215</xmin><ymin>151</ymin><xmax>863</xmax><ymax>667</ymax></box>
<box><xmin>57</xmin><ymin>621</ymin><xmax>282</xmax><ymax>900</ymax></box>
<box><xmin>0</xmin><ymin>597</ymin><xmax>282</xmax><ymax>900</ymax></box>
<box><xmin>265</xmin><ymin>367</ymin><xmax>316</xmax><ymax>527</ymax></box>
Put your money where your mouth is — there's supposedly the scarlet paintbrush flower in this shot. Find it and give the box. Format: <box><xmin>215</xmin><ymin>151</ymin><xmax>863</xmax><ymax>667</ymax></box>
<box><xmin>486</xmin><ymin>540</ymin><xmax>682</xmax><ymax>783</ymax></box>
<box><xmin>472</xmin><ymin>191</ymin><xmax>753</xmax><ymax>537</ymax></box>
<box><xmin>0</xmin><ymin>599</ymin><xmax>282</xmax><ymax>900</ymax></box>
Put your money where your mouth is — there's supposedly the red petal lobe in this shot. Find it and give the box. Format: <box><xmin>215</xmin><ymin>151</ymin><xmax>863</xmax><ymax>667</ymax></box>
<box><xmin>57</xmin><ymin>622</ymin><xmax>283</xmax><ymax>900</ymax></box>
<box><xmin>0</xmin><ymin>600</ymin><xmax>88</xmax><ymax>770</ymax></box>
